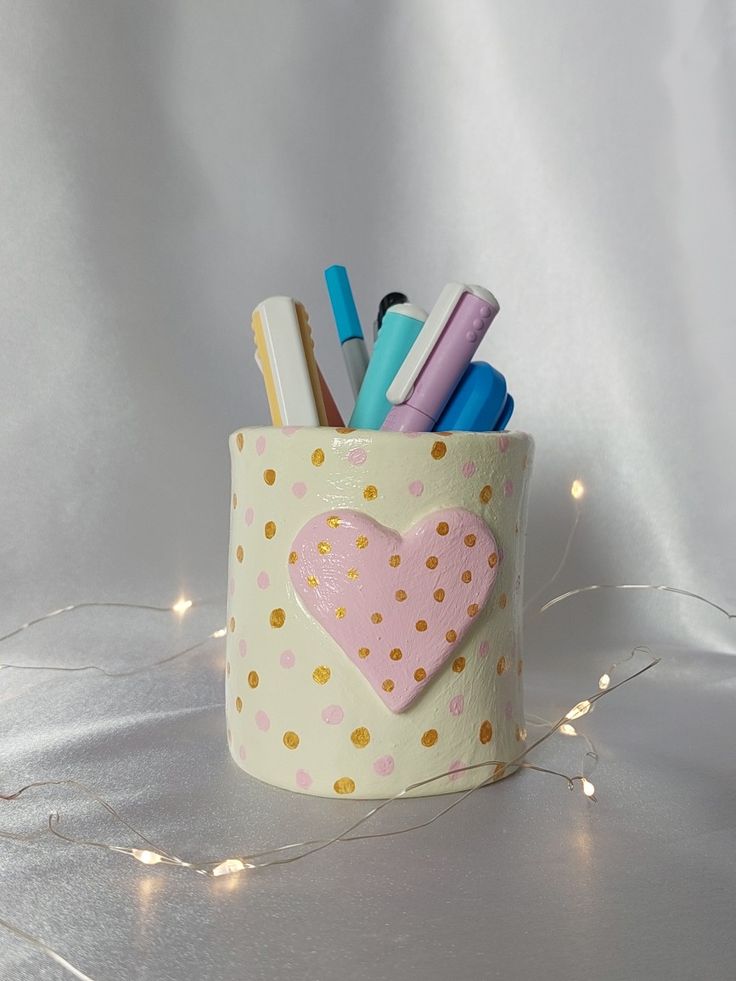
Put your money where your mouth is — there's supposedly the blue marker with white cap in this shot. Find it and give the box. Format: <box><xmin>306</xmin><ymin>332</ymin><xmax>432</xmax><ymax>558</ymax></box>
<box><xmin>324</xmin><ymin>264</ymin><xmax>369</xmax><ymax>398</ymax></box>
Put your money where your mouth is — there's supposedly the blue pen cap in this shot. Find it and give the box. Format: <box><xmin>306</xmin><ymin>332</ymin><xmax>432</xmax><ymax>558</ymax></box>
<box><xmin>435</xmin><ymin>362</ymin><xmax>508</xmax><ymax>433</ymax></box>
<box><xmin>324</xmin><ymin>264</ymin><xmax>364</xmax><ymax>342</ymax></box>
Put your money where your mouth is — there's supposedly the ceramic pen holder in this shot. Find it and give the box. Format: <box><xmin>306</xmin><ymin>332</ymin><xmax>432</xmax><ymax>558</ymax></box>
<box><xmin>225</xmin><ymin>427</ymin><xmax>533</xmax><ymax>799</ymax></box>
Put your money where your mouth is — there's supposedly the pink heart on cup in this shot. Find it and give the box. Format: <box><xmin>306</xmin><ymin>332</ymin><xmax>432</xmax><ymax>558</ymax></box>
<box><xmin>289</xmin><ymin>509</ymin><xmax>498</xmax><ymax>712</ymax></box>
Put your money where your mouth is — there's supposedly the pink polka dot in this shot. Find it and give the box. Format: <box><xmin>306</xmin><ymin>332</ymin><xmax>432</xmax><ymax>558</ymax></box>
<box><xmin>292</xmin><ymin>481</ymin><xmax>307</xmax><ymax>499</ymax></box>
<box><xmin>229</xmin><ymin>576</ymin><xmax>235</xmax><ymax>596</ymax></box>
<box><xmin>373</xmin><ymin>755</ymin><xmax>395</xmax><ymax>776</ymax></box>
<box><xmin>449</xmin><ymin>694</ymin><xmax>464</xmax><ymax>716</ymax></box>
<box><xmin>255</xmin><ymin>710</ymin><xmax>270</xmax><ymax>731</ymax></box>
<box><xmin>321</xmin><ymin>704</ymin><xmax>344</xmax><ymax>725</ymax></box>
<box><xmin>499</xmin><ymin>436</ymin><xmax>510</xmax><ymax>453</ymax></box>
<box><xmin>255</xmin><ymin>435</ymin><xmax>267</xmax><ymax>455</ymax></box>
<box><xmin>238</xmin><ymin>744</ymin><xmax>246</xmax><ymax>760</ymax></box>
<box><xmin>281</xmin><ymin>426</ymin><xmax>299</xmax><ymax>436</ymax></box>
<box><xmin>504</xmin><ymin>700</ymin><xmax>513</xmax><ymax>720</ymax></box>
<box><xmin>296</xmin><ymin>769</ymin><xmax>313</xmax><ymax>789</ymax></box>
<box><xmin>347</xmin><ymin>447</ymin><xmax>367</xmax><ymax>466</ymax></box>
<box><xmin>244</xmin><ymin>507</ymin><xmax>254</xmax><ymax>526</ymax></box>
<box><xmin>478</xmin><ymin>640</ymin><xmax>490</xmax><ymax>658</ymax></box>
<box><xmin>238</xmin><ymin>639</ymin><xmax>247</xmax><ymax>657</ymax></box>
<box><xmin>461</xmin><ymin>460</ymin><xmax>477</xmax><ymax>478</ymax></box>
<box><xmin>448</xmin><ymin>759</ymin><xmax>465</xmax><ymax>781</ymax></box>
<box><xmin>280</xmin><ymin>649</ymin><xmax>295</xmax><ymax>668</ymax></box>
<box><xmin>257</xmin><ymin>570</ymin><xmax>270</xmax><ymax>590</ymax></box>
<box><xmin>408</xmin><ymin>480</ymin><xmax>424</xmax><ymax>497</ymax></box>
<box><xmin>503</xmin><ymin>479</ymin><xmax>514</xmax><ymax>497</ymax></box>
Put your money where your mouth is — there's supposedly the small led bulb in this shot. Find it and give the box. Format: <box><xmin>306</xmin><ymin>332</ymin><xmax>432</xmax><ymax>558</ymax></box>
<box><xmin>566</xmin><ymin>700</ymin><xmax>591</xmax><ymax>721</ymax></box>
<box><xmin>211</xmin><ymin>627</ymin><xmax>227</xmax><ymax>638</ymax></box>
<box><xmin>582</xmin><ymin>779</ymin><xmax>596</xmax><ymax>798</ymax></box>
<box><xmin>598</xmin><ymin>673</ymin><xmax>611</xmax><ymax>690</ymax></box>
<box><xmin>131</xmin><ymin>849</ymin><xmax>164</xmax><ymax>866</ymax></box>
<box><xmin>570</xmin><ymin>479</ymin><xmax>585</xmax><ymax>501</ymax></box>
<box><xmin>560</xmin><ymin>723</ymin><xmax>577</xmax><ymax>736</ymax></box>
<box><xmin>172</xmin><ymin>598</ymin><xmax>193</xmax><ymax>615</ymax></box>
<box><xmin>212</xmin><ymin>858</ymin><xmax>246</xmax><ymax>877</ymax></box>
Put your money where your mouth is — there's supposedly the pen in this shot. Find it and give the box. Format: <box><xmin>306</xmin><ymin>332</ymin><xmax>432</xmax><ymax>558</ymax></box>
<box><xmin>324</xmin><ymin>265</ymin><xmax>369</xmax><ymax>398</ymax></box>
<box><xmin>382</xmin><ymin>283</ymin><xmax>500</xmax><ymax>432</ymax></box>
<box><xmin>349</xmin><ymin>303</ymin><xmax>427</xmax><ymax>430</ymax></box>
<box><xmin>374</xmin><ymin>291</ymin><xmax>408</xmax><ymax>338</ymax></box>
<box><xmin>435</xmin><ymin>361</ymin><xmax>511</xmax><ymax>433</ymax></box>
<box><xmin>251</xmin><ymin>296</ymin><xmax>328</xmax><ymax>426</ymax></box>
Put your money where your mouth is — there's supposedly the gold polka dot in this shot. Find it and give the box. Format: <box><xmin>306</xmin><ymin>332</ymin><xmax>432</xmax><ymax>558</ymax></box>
<box><xmin>388</xmin><ymin>554</ymin><xmax>401</xmax><ymax>567</ymax></box>
<box><xmin>312</xmin><ymin>665</ymin><xmax>331</xmax><ymax>685</ymax></box>
<box><xmin>229</xmin><ymin>617</ymin><xmax>236</xmax><ymax>632</ymax></box>
<box><xmin>479</xmin><ymin>720</ymin><xmax>493</xmax><ymax>744</ymax></box>
<box><xmin>431</xmin><ymin>440</ymin><xmax>447</xmax><ymax>460</ymax></box>
<box><xmin>493</xmin><ymin>763</ymin><xmax>506</xmax><ymax>780</ymax></box>
<box><xmin>358</xmin><ymin>647</ymin><xmax>370</xmax><ymax>659</ymax></box>
<box><xmin>452</xmin><ymin>656</ymin><xmax>466</xmax><ymax>673</ymax></box>
<box><xmin>467</xmin><ymin>603</ymin><xmax>479</xmax><ymax>618</ymax></box>
<box><xmin>382</xmin><ymin>679</ymin><xmax>394</xmax><ymax>692</ymax></box>
<box><xmin>336</xmin><ymin>427</ymin><xmax>355</xmax><ymax>434</ymax></box>
<box><xmin>389</xmin><ymin>648</ymin><xmax>403</xmax><ymax>660</ymax></box>
<box><xmin>488</xmin><ymin>553</ymin><xmax>498</xmax><ymax>568</ymax></box>
<box><xmin>235</xmin><ymin>696</ymin><xmax>243</xmax><ymax>713</ymax></box>
<box><xmin>347</xmin><ymin>567</ymin><xmax>359</xmax><ymax>580</ymax></box>
<box><xmin>414</xmin><ymin>667</ymin><xmax>427</xmax><ymax>682</ymax></box>
<box><xmin>464</xmin><ymin>533</ymin><xmax>476</xmax><ymax>547</ymax></box>
<box><xmin>311</xmin><ymin>448</ymin><xmax>325</xmax><ymax>466</ymax></box>
<box><xmin>263</xmin><ymin>468</ymin><xmax>276</xmax><ymax>485</ymax></box>
<box><xmin>350</xmin><ymin>726</ymin><xmax>371</xmax><ymax>748</ymax></box>
<box><xmin>421</xmin><ymin>729</ymin><xmax>438</xmax><ymax>747</ymax></box>
<box><xmin>335</xmin><ymin>606</ymin><xmax>346</xmax><ymax>620</ymax></box>
<box><xmin>415</xmin><ymin>619</ymin><xmax>428</xmax><ymax>632</ymax></box>
<box><xmin>461</xmin><ymin>570</ymin><xmax>472</xmax><ymax>584</ymax></box>
<box><xmin>269</xmin><ymin>608</ymin><xmax>286</xmax><ymax>628</ymax></box>
<box><xmin>480</xmin><ymin>484</ymin><xmax>493</xmax><ymax>504</ymax></box>
<box><xmin>499</xmin><ymin>593</ymin><xmax>508</xmax><ymax>609</ymax></box>
<box><xmin>371</xmin><ymin>611</ymin><xmax>383</xmax><ymax>624</ymax></box>
<box><xmin>307</xmin><ymin>574</ymin><xmax>319</xmax><ymax>587</ymax></box>
<box><xmin>236</xmin><ymin>545</ymin><xmax>244</xmax><ymax>563</ymax></box>
<box><xmin>426</xmin><ymin>556</ymin><xmax>439</xmax><ymax>569</ymax></box>
<box><xmin>232</xmin><ymin>493</ymin><xmax>238</xmax><ymax>509</ymax></box>
<box><xmin>326</xmin><ymin>515</ymin><xmax>341</xmax><ymax>528</ymax></box>
<box><xmin>264</xmin><ymin>521</ymin><xmax>276</xmax><ymax>539</ymax></box>
<box><xmin>247</xmin><ymin>670</ymin><xmax>259</xmax><ymax>688</ymax></box>
<box><xmin>356</xmin><ymin>535</ymin><xmax>369</xmax><ymax>549</ymax></box>
<box><xmin>433</xmin><ymin>588</ymin><xmax>445</xmax><ymax>602</ymax></box>
<box><xmin>288</xmin><ymin>550</ymin><xmax>298</xmax><ymax>564</ymax></box>
<box><xmin>283</xmin><ymin>730</ymin><xmax>300</xmax><ymax>750</ymax></box>
<box><xmin>363</xmin><ymin>484</ymin><xmax>378</xmax><ymax>501</ymax></box>
<box><xmin>496</xmin><ymin>655</ymin><xmax>507</xmax><ymax>675</ymax></box>
<box><xmin>395</xmin><ymin>589</ymin><xmax>407</xmax><ymax>602</ymax></box>
<box><xmin>334</xmin><ymin>776</ymin><xmax>356</xmax><ymax>794</ymax></box>
<box><xmin>517</xmin><ymin>659</ymin><xmax>523</xmax><ymax>676</ymax></box>
<box><xmin>317</xmin><ymin>540</ymin><xmax>331</xmax><ymax>554</ymax></box>
<box><xmin>236</xmin><ymin>432</ymin><xmax>244</xmax><ymax>451</ymax></box>
<box><xmin>436</xmin><ymin>521</ymin><xmax>449</xmax><ymax>536</ymax></box>
<box><xmin>446</xmin><ymin>629</ymin><xmax>457</xmax><ymax>643</ymax></box>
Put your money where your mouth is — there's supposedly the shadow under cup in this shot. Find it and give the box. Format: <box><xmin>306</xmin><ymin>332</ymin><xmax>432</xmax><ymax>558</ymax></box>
<box><xmin>226</xmin><ymin>427</ymin><xmax>533</xmax><ymax>799</ymax></box>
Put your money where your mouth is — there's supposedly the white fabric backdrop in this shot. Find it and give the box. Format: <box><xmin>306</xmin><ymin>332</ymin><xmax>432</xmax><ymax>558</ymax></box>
<box><xmin>1</xmin><ymin>2</ymin><xmax>734</xmax><ymax>979</ymax></box>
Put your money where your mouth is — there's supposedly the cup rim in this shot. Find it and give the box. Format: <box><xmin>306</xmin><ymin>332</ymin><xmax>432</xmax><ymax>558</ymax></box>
<box><xmin>230</xmin><ymin>425</ymin><xmax>531</xmax><ymax>442</ymax></box>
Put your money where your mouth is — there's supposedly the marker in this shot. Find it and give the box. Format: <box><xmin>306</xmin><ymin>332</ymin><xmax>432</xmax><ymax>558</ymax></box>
<box><xmin>251</xmin><ymin>297</ymin><xmax>327</xmax><ymax>426</ymax></box>
<box><xmin>374</xmin><ymin>291</ymin><xmax>408</xmax><ymax>338</ymax></box>
<box><xmin>324</xmin><ymin>265</ymin><xmax>369</xmax><ymax>398</ymax></box>
<box><xmin>382</xmin><ymin>283</ymin><xmax>500</xmax><ymax>432</ymax></box>
<box><xmin>435</xmin><ymin>362</ymin><xmax>509</xmax><ymax>432</ymax></box>
<box><xmin>349</xmin><ymin>303</ymin><xmax>427</xmax><ymax>430</ymax></box>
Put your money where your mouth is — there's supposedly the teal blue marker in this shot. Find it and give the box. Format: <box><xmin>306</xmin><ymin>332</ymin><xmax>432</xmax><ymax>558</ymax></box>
<box><xmin>349</xmin><ymin>303</ymin><xmax>427</xmax><ymax>429</ymax></box>
<box><xmin>324</xmin><ymin>264</ymin><xmax>369</xmax><ymax>398</ymax></box>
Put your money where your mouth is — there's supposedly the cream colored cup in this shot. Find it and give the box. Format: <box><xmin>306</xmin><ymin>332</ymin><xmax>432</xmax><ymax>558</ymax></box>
<box><xmin>225</xmin><ymin>427</ymin><xmax>533</xmax><ymax>799</ymax></box>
